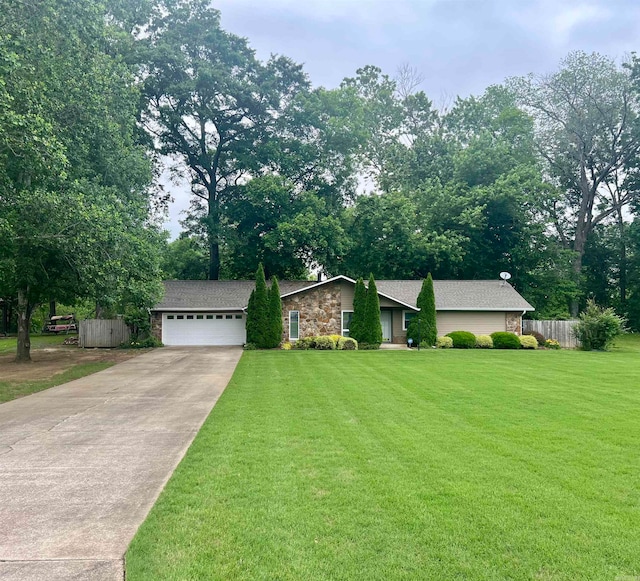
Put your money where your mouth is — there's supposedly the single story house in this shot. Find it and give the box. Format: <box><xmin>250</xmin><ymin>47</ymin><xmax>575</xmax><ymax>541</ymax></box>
<box><xmin>151</xmin><ymin>276</ymin><xmax>534</xmax><ymax>346</ymax></box>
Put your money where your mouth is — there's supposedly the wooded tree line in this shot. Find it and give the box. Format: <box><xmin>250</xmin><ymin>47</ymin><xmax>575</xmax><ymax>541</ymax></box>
<box><xmin>3</xmin><ymin>0</ymin><xmax>640</xmax><ymax>362</ymax></box>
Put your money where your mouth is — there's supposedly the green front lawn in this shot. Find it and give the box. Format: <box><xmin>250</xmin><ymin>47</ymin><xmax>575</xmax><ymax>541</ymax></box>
<box><xmin>126</xmin><ymin>344</ymin><xmax>640</xmax><ymax>580</ymax></box>
<box><xmin>0</xmin><ymin>333</ymin><xmax>69</xmax><ymax>354</ymax></box>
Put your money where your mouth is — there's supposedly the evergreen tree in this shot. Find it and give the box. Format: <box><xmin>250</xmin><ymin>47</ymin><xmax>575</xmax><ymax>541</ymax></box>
<box><xmin>350</xmin><ymin>277</ymin><xmax>367</xmax><ymax>342</ymax></box>
<box><xmin>246</xmin><ymin>263</ymin><xmax>270</xmax><ymax>347</ymax></box>
<box><xmin>268</xmin><ymin>276</ymin><xmax>283</xmax><ymax>347</ymax></box>
<box><xmin>407</xmin><ymin>274</ymin><xmax>438</xmax><ymax>346</ymax></box>
<box><xmin>363</xmin><ymin>274</ymin><xmax>383</xmax><ymax>346</ymax></box>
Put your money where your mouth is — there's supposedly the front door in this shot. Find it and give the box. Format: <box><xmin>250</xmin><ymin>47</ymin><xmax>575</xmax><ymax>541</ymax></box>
<box><xmin>380</xmin><ymin>310</ymin><xmax>392</xmax><ymax>342</ymax></box>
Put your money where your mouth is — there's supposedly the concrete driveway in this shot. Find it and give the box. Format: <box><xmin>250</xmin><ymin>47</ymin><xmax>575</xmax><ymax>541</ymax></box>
<box><xmin>0</xmin><ymin>347</ymin><xmax>242</xmax><ymax>581</ymax></box>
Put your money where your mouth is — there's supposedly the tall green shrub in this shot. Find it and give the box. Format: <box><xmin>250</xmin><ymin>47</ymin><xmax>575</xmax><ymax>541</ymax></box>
<box><xmin>573</xmin><ymin>299</ymin><xmax>626</xmax><ymax>351</ymax></box>
<box><xmin>267</xmin><ymin>276</ymin><xmax>283</xmax><ymax>348</ymax></box>
<box><xmin>406</xmin><ymin>274</ymin><xmax>437</xmax><ymax>346</ymax></box>
<box><xmin>350</xmin><ymin>277</ymin><xmax>367</xmax><ymax>343</ymax></box>
<box><xmin>246</xmin><ymin>263</ymin><xmax>270</xmax><ymax>347</ymax></box>
<box><xmin>362</xmin><ymin>274</ymin><xmax>382</xmax><ymax>347</ymax></box>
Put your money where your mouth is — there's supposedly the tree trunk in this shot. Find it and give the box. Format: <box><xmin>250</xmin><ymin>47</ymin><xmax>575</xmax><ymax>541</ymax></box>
<box><xmin>15</xmin><ymin>288</ymin><xmax>32</xmax><ymax>363</ymax></box>
<box><xmin>616</xmin><ymin>207</ymin><xmax>627</xmax><ymax>308</ymax></box>
<box><xmin>208</xmin><ymin>194</ymin><xmax>220</xmax><ymax>280</ymax></box>
<box><xmin>49</xmin><ymin>300</ymin><xmax>56</xmax><ymax>319</ymax></box>
<box><xmin>570</xmin><ymin>231</ymin><xmax>588</xmax><ymax>318</ymax></box>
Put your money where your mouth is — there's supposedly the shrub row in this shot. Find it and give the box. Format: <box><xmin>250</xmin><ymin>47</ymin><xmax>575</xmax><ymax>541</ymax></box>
<box><xmin>289</xmin><ymin>335</ymin><xmax>358</xmax><ymax>350</ymax></box>
<box><xmin>434</xmin><ymin>331</ymin><xmax>548</xmax><ymax>350</ymax></box>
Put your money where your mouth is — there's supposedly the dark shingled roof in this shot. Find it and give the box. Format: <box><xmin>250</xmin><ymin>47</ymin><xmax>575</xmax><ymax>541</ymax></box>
<box><xmin>155</xmin><ymin>280</ymin><xmax>315</xmax><ymax>310</ymax></box>
<box><xmin>375</xmin><ymin>280</ymin><xmax>534</xmax><ymax>311</ymax></box>
<box><xmin>154</xmin><ymin>277</ymin><xmax>534</xmax><ymax>312</ymax></box>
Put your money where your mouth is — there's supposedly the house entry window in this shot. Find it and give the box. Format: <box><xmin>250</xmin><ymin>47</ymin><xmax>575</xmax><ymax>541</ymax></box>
<box><xmin>403</xmin><ymin>311</ymin><xmax>417</xmax><ymax>330</ymax></box>
<box><xmin>342</xmin><ymin>311</ymin><xmax>353</xmax><ymax>336</ymax></box>
<box><xmin>289</xmin><ymin>311</ymin><xmax>300</xmax><ymax>340</ymax></box>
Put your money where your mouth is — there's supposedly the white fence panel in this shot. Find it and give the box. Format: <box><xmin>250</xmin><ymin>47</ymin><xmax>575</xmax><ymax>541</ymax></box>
<box><xmin>522</xmin><ymin>320</ymin><xmax>579</xmax><ymax>348</ymax></box>
<box><xmin>79</xmin><ymin>319</ymin><xmax>130</xmax><ymax>348</ymax></box>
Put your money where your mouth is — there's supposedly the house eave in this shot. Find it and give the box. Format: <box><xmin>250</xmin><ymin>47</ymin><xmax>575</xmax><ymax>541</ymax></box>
<box><xmin>436</xmin><ymin>307</ymin><xmax>535</xmax><ymax>312</ymax></box>
<box><xmin>151</xmin><ymin>307</ymin><xmax>246</xmax><ymax>312</ymax></box>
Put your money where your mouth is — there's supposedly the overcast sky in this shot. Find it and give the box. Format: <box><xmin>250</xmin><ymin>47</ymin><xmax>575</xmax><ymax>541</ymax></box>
<box><xmin>164</xmin><ymin>0</ymin><xmax>640</xmax><ymax>237</ymax></box>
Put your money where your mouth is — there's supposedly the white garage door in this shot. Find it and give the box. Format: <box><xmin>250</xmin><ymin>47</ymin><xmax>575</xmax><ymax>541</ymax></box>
<box><xmin>162</xmin><ymin>313</ymin><xmax>246</xmax><ymax>346</ymax></box>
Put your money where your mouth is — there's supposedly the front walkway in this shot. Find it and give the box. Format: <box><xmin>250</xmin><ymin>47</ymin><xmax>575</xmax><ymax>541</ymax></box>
<box><xmin>0</xmin><ymin>347</ymin><xmax>242</xmax><ymax>581</ymax></box>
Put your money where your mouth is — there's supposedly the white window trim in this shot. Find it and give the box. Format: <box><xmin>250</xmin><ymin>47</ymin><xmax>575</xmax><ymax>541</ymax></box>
<box><xmin>341</xmin><ymin>310</ymin><xmax>353</xmax><ymax>337</ymax></box>
<box><xmin>402</xmin><ymin>310</ymin><xmax>417</xmax><ymax>331</ymax></box>
<box><xmin>289</xmin><ymin>310</ymin><xmax>300</xmax><ymax>341</ymax></box>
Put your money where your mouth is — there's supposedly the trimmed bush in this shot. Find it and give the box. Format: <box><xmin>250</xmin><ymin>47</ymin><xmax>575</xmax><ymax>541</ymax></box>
<box><xmin>545</xmin><ymin>339</ymin><xmax>561</xmax><ymax>350</ymax></box>
<box><xmin>314</xmin><ymin>336</ymin><xmax>336</xmax><ymax>350</ymax></box>
<box><xmin>281</xmin><ymin>342</ymin><xmax>293</xmax><ymax>350</ymax></box>
<box><xmin>573</xmin><ymin>299</ymin><xmax>626</xmax><ymax>351</ymax></box>
<box><xmin>406</xmin><ymin>274</ymin><xmax>437</xmax><ymax>347</ymax></box>
<box><xmin>349</xmin><ymin>278</ymin><xmax>367</xmax><ymax>343</ymax></box>
<box><xmin>491</xmin><ymin>332</ymin><xmax>521</xmax><ymax>349</ymax></box>
<box><xmin>243</xmin><ymin>343</ymin><xmax>257</xmax><ymax>350</ymax></box>
<box><xmin>266</xmin><ymin>276</ymin><xmax>283</xmax><ymax>348</ymax></box>
<box><xmin>293</xmin><ymin>337</ymin><xmax>315</xmax><ymax>350</ymax></box>
<box><xmin>475</xmin><ymin>335</ymin><xmax>493</xmax><ymax>349</ymax></box>
<box><xmin>121</xmin><ymin>336</ymin><xmax>163</xmax><ymax>349</ymax></box>
<box><xmin>436</xmin><ymin>336</ymin><xmax>453</xmax><ymax>349</ymax></box>
<box><xmin>525</xmin><ymin>330</ymin><xmax>545</xmax><ymax>346</ymax></box>
<box><xmin>519</xmin><ymin>335</ymin><xmax>538</xmax><ymax>349</ymax></box>
<box><xmin>446</xmin><ymin>331</ymin><xmax>476</xmax><ymax>349</ymax></box>
<box><xmin>362</xmin><ymin>274</ymin><xmax>382</xmax><ymax>347</ymax></box>
<box><xmin>337</xmin><ymin>337</ymin><xmax>358</xmax><ymax>350</ymax></box>
<box><xmin>329</xmin><ymin>334</ymin><xmax>343</xmax><ymax>344</ymax></box>
<box><xmin>359</xmin><ymin>343</ymin><xmax>380</xmax><ymax>350</ymax></box>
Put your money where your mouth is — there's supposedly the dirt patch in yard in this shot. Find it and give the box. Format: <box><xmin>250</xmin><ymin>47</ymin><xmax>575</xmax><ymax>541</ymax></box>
<box><xmin>0</xmin><ymin>347</ymin><xmax>144</xmax><ymax>382</ymax></box>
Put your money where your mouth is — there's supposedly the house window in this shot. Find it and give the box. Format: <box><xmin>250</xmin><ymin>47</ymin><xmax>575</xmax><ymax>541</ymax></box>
<box><xmin>167</xmin><ymin>315</ymin><xmax>174</xmax><ymax>320</ymax></box>
<box><xmin>196</xmin><ymin>315</ymin><xmax>203</xmax><ymax>320</ymax></box>
<box><xmin>187</xmin><ymin>315</ymin><xmax>194</xmax><ymax>320</ymax></box>
<box><xmin>216</xmin><ymin>315</ymin><xmax>223</xmax><ymax>319</ymax></box>
<box><xmin>342</xmin><ymin>311</ymin><xmax>353</xmax><ymax>337</ymax></box>
<box><xmin>225</xmin><ymin>314</ymin><xmax>233</xmax><ymax>319</ymax></box>
<box><xmin>177</xmin><ymin>315</ymin><xmax>184</xmax><ymax>320</ymax></box>
<box><xmin>235</xmin><ymin>315</ymin><xmax>243</xmax><ymax>319</ymax></box>
<box><xmin>403</xmin><ymin>311</ymin><xmax>417</xmax><ymax>330</ymax></box>
<box><xmin>206</xmin><ymin>315</ymin><xmax>213</xmax><ymax>319</ymax></box>
<box><xmin>289</xmin><ymin>311</ymin><xmax>300</xmax><ymax>340</ymax></box>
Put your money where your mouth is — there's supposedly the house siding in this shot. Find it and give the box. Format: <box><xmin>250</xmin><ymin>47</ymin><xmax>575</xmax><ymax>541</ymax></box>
<box><xmin>437</xmin><ymin>311</ymin><xmax>508</xmax><ymax>336</ymax></box>
<box><xmin>281</xmin><ymin>281</ymin><xmax>342</xmax><ymax>341</ymax></box>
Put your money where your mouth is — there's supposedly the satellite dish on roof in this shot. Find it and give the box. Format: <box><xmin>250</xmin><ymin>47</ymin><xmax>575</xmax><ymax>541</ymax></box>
<box><xmin>499</xmin><ymin>271</ymin><xmax>511</xmax><ymax>285</ymax></box>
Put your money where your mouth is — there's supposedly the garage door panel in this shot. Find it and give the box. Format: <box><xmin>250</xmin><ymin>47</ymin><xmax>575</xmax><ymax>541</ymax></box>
<box><xmin>162</xmin><ymin>313</ymin><xmax>246</xmax><ymax>346</ymax></box>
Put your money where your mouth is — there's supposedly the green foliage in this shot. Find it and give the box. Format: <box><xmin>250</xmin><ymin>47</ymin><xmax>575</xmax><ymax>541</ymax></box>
<box><xmin>573</xmin><ymin>300</ymin><xmax>626</xmax><ymax>351</ymax></box>
<box><xmin>162</xmin><ymin>235</ymin><xmax>208</xmax><ymax>280</ymax></box>
<box><xmin>0</xmin><ymin>0</ymin><xmax>163</xmax><ymax>360</ymax></box>
<box><xmin>525</xmin><ymin>331</ymin><xmax>546</xmax><ymax>346</ymax></box>
<box><xmin>337</xmin><ymin>337</ymin><xmax>358</xmax><ymax>350</ymax></box>
<box><xmin>293</xmin><ymin>337</ymin><xmax>315</xmax><ymax>350</ymax></box>
<box><xmin>313</xmin><ymin>336</ymin><xmax>337</xmax><ymax>350</ymax></box>
<box><xmin>349</xmin><ymin>278</ymin><xmax>367</xmax><ymax>344</ymax></box>
<box><xmin>436</xmin><ymin>336</ymin><xmax>453</xmax><ymax>348</ymax></box>
<box><xmin>246</xmin><ymin>264</ymin><xmax>271</xmax><ymax>348</ymax></box>
<box><xmin>358</xmin><ymin>343</ymin><xmax>381</xmax><ymax>350</ymax></box>
<box><xmin>267</xmin><ymin>277</ymin><xmax>283</xmax><ymax>348</ymax></box>
<box><xmin>446</xmin><ymin>331</ymin><xmax>476</xmax><ymax>349</ymax></box>
<box><xmin>243</xmin><ymin>343</ymin><xmax>257</xmax><ymax>351</ymax></box>
<box><xmin>121</xmin><ymin>336</ymin><xmax>163</xmax><ymax>349</ymax></box>
<box><xmin>281</xmin><ymin>342</ymin><xmax>293</xmax><ymax>350</ymax></box>
<box><xmin>490</xmin><ymin>332</ymin><xmax>521</xmax><ymax>349</ymax></box>
<box><xmin>361</xmin><ymin>275</ymin><xmax>382</xmax><ymax>347</ymax></box>
<box><xmin>475</xmin><ymin>335</ymin><xmax>494</xmax><ymax>349</ymax></box>
<box><xmin>519</xmin><ymin>335</ymin><xmax>539</xmax><ymax>349</ymax></box>
<box><xmin>545</xmin><ymin>339</ymin><xmax>561</xmax><ymax>350</ymax></box>
<box><xmin>406</xmin><ymin>274</ymin><xmax>437</xmax><ymax>346</ymax></box>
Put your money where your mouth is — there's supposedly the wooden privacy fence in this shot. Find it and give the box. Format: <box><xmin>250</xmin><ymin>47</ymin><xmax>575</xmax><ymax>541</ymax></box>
<box><xmin>522</xmin><ymin>319</ymin><xmax>579</xmax><ymax>348</ymax></box>
<box><xmin>79</xmin><ymin>319</ymin><xmax>130</xmax><ymax>348</ymax></box>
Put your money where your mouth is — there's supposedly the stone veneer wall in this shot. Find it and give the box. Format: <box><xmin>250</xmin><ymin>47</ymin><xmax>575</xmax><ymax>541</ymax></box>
<box><xmin>282</xmin><ymin>282</ymin><xmax>342</xmax><ymax>342</ymax></box>
<box><xmin>505</xmin><ymin>312</ymin><xmax>522</xmax><ymax>334</ymax></box>
<box><xmin>151</xmin><ymin>311</ymin><xmax>162</xmax><ymax>342</ymax></box>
